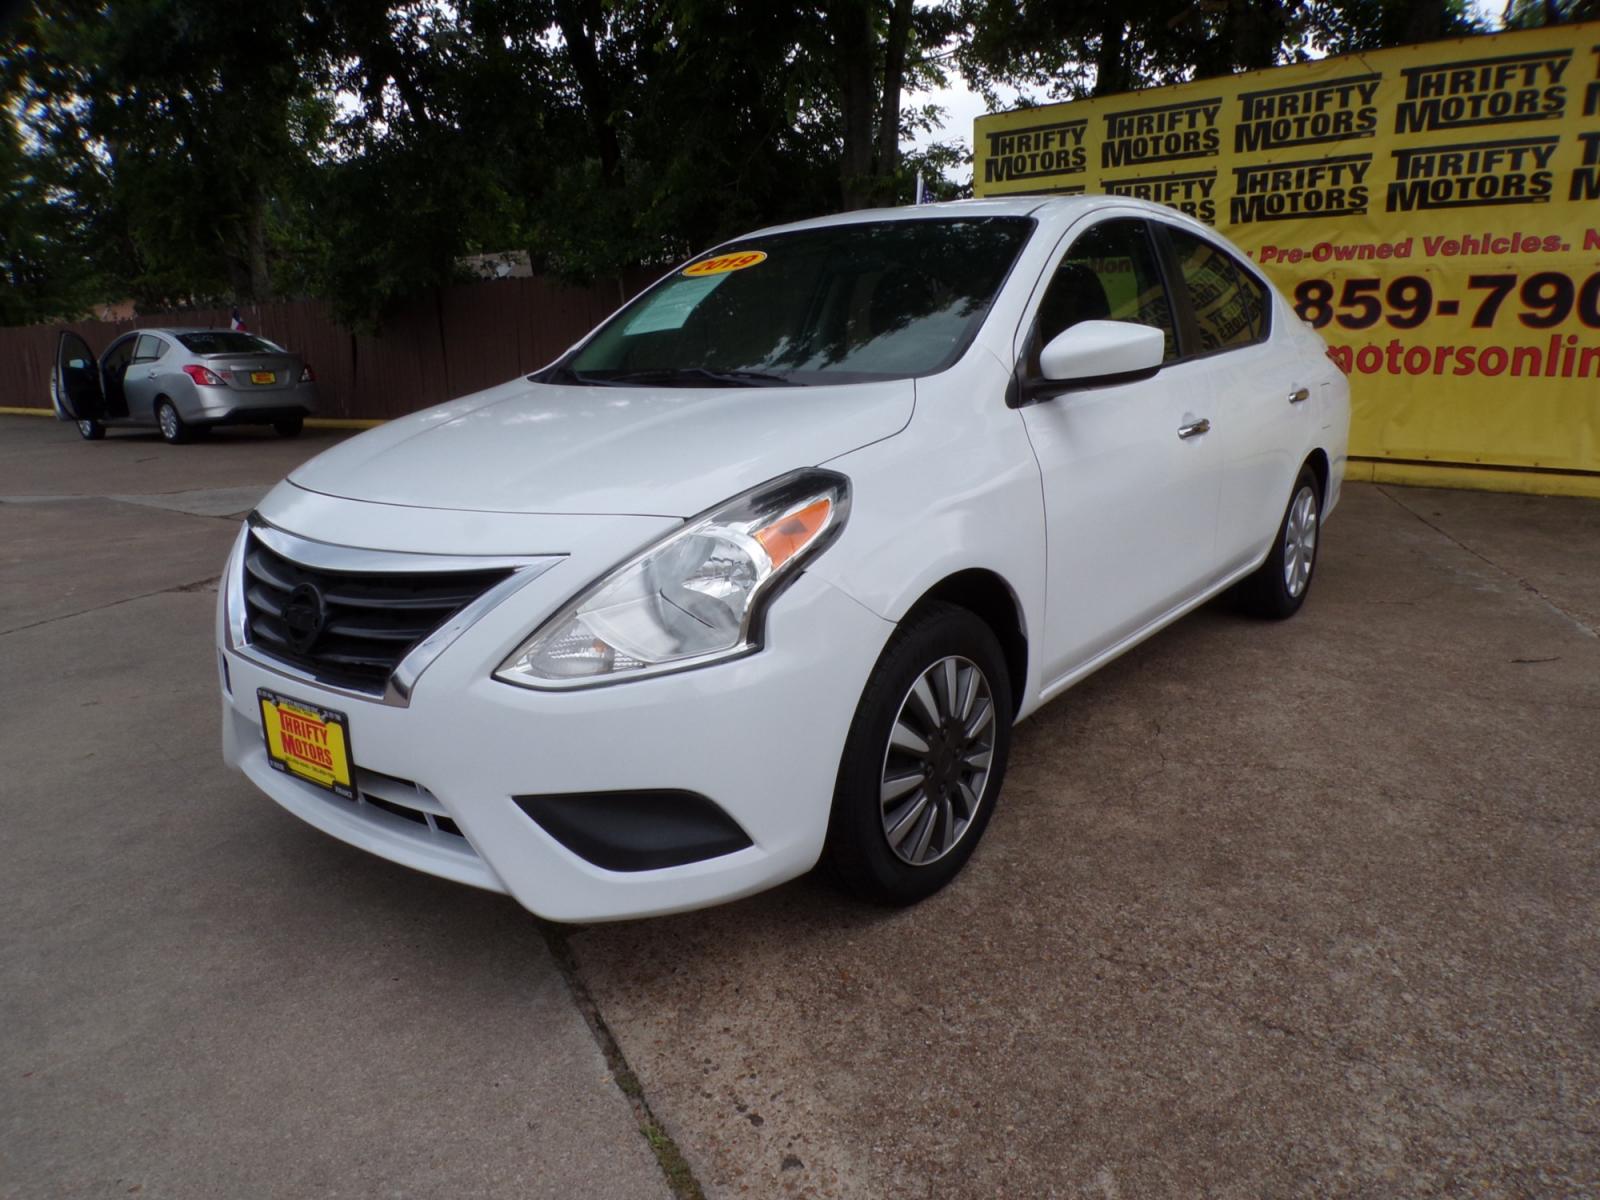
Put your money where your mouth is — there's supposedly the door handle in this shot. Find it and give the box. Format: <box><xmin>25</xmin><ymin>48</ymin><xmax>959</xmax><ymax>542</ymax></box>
<box><xmin>1288</xmin><ymin>386</ymin><xmax>1310</xmax><ymax>404</ymax></box>
<box><xmin>1177</xmin><ymin>418</ymin><xmax>1211</xmax><ymax>440</ymax></box>
<box><xmin>147</xmin><ymin>369</ymin><xmax>159</xmax><ymax>379</ymax></box>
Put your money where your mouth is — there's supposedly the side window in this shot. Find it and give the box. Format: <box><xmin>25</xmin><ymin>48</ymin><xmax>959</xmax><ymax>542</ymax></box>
<box><xmin>1165</xmin><ymin>227</ymin><xmax>1270</xmax><ymax>353</ymax></box>
<box><xmin>133</xmin><ymin>334</ymin><xmax>166</xmax><ymax>362</ymax></box>
<box><xmin>104</xmin><ymin>337</ymin><xmax>136</xmax><ymax>376</ymax></box>
<box><xmin>1033</xmin><ymin>218</ymin><xmax>1178</xmax><ymax>365</ymax></box>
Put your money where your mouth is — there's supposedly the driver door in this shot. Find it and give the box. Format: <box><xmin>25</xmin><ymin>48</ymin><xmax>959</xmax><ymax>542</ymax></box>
<box><xmin>52</xmin><ymin>331</ymin><xmax>105</xmax><ymax>423</ymax></box>
<box><xmin>1015</xmin><ymin>216</ymin><xmax>1223</xmax><ymax>688</ymax></box>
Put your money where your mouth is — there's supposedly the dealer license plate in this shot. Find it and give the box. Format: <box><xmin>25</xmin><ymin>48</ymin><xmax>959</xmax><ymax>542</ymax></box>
<box><xmin>250</xmin><ymin>370</ymin><xmax>276</xmax><ymax>385</ymax></box>
<box><xmin>258</xmin><ymin>689</ymin><xmax>355</xmax><ymax>799</ymax></box>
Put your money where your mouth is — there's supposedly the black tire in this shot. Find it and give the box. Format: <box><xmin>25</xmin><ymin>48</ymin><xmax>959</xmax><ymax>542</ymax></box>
<box><xmin>156</xmin><ymin>398</ymin><xmax>191</xmax><ymax>445</ymax></box>
<box><xmin>1236</xmin><ymin>464</ymin><xmax>1322</xmax><ymax>620</ymax></box>
<box><xmin>273</xmin><ymin>415</ymin><xmax>304</xmax><ymax>438</ymax></box>
<box><xmin>76</xmin><ymin>418</ymin><xmax>106</xmax><ymax>441</ymax></box>
<box><xmin>823</xmin><ymin>601</ymin><xmax>1014</xmax><ymax>906</ymax></box>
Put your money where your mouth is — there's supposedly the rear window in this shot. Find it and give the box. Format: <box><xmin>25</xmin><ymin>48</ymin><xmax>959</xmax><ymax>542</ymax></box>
<box><xmin>1165</xmin><ymin>228</ymin><xmax>1270</xmax><ymax>353</ymax></box>
<box><xmin>175</xmin><ymin>332</ymin><xmax>283</xmax><ymax>355</ymax></box>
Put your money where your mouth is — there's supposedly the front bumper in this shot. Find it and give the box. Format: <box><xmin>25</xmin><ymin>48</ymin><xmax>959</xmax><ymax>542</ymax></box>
<box><xmin>217</xmin><ymin>500</ymin><xmax>893</xmax><ymax>922</ymax></box>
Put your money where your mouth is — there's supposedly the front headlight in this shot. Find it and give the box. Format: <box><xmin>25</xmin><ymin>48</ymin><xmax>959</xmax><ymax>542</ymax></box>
<box><xmin>495</xmin><ymin>469</ymin><xmax>850</xmax><ymax>688</ymax></box>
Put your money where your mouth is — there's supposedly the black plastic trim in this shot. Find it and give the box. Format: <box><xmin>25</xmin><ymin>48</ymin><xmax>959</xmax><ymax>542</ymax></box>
<box><xmin>514</xmin><ymin>790</ymin><xmax>754</xmax><ymax>872</ymax></box>
<box><xmin>1016</xmin><ymin>362</ymin><xmax>1163</xmax><ymax>406</ymax></box>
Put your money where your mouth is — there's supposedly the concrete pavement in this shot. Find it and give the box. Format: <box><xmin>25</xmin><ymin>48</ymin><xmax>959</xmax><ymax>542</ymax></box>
<box><xmin>3</xmin><ymin>413</ymin><xmax>1597</xmax><ymax>1198</ymax></box>
<box><xmin>571</xmin><ymin>481</ymin><xmax>1600</xmax><ymax>1197</ymax></box>
<box><xmin>0</xmin><ymin>419</ymin><xmax>670</xmax><ymax>1199</ymax></box>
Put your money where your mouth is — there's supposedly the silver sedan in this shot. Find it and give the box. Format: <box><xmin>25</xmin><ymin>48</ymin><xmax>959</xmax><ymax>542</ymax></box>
<box><xmin>52</xmin><ymin>327</ymin><xmax>319</xmax><ymax>443</ymax></box>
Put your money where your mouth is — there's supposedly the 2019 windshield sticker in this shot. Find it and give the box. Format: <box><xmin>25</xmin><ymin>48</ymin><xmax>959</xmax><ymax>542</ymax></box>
<box><xmin>683</xmin><ymin>250</ymin><xmax>767</xmax><ymax>277</ymax></box>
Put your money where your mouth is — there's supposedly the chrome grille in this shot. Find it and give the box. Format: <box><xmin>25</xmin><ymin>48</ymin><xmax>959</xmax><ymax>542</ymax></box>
<box><xmin>242</xmin><ymin>532</ymin><xmax>511</xmax><ymax>690</ymax></box>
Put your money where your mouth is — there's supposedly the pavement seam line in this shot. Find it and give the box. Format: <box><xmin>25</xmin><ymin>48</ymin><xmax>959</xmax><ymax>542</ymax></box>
<box><xmin>1</xmin><ymin>494</ymin><xmax>254</xmax><ymax>523</ymax></box>
<box><xmin>1374</xmin><ymin>485</ymin><xmax>1599</xmax><ymax>640</ymax></box>
<box><xmin>0</xmin><ymin>575</ymin><xmax>221</xmax><ymax>638</ymax></box>
<box><xmin>540</xmin><ymin>924</ymin><xmax>707</xmax><ymax>1200</ymax></box>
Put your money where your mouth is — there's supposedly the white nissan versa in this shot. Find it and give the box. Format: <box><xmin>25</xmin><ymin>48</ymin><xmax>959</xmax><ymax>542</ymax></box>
<box><xmin>218</xmin><ymin>196</ymin><xmax>1349</xmax><ymax>922</ymax></box>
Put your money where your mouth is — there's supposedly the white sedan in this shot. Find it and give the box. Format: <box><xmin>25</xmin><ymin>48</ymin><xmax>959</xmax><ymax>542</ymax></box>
<box><xmin>217</xmin><ymin>196</ymin><xmax>1349</xmax><ymax>922</ymax></box>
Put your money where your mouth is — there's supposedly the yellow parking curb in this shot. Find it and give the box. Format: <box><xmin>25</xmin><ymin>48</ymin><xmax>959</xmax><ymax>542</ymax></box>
<box><xmin>1</xmin><ymin>406</ymin><xmax>386</xmax><ymax>430</ymax></box>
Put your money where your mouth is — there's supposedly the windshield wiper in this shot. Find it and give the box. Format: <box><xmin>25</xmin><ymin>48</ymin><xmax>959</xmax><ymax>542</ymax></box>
<box><xmin>536</xmin><ymin>363</ymin><xmax>607</xmax><ymax>386</ymax></box>
<box><xmin>602</xmin><ymin>367</ymin><xmax>798</xmax><ymax>388</ymax></box>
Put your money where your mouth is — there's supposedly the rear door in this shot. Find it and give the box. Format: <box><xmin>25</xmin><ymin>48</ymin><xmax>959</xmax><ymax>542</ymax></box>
<box><xmin>1156</xmin><ymin>224</ymin><xmax>1314</xmax><ymax>575</ymax></box>
<box><xmin>124</xmin><ymin>333</ymin><xmax>169</xmax><ymax>421</ymax></box>
<box><xmin>52</xmin><ymin>331</ymin><xmax>105</xmax><ymax>422</ymax></box>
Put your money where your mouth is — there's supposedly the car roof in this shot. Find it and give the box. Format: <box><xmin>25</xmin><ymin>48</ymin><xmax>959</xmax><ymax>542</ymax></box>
<box><xmin>135</xmin><ymin>327</ymin><xmax>251</xmax><ymax>337</ymax></box>
<box><xmin>724</xmin><ymin>194</ymin><xmax>1214</xmax><ymax>243</ymax></box>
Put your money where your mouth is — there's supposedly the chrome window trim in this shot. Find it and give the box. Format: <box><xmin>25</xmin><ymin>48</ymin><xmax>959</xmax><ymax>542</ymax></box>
<box><xmin>225</xmin><ymin>513</ymin><xmax>564</xmax><ymax>707</ymax></box>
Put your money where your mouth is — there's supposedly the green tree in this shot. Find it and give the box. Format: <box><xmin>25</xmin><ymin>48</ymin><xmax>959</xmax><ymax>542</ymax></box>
<box><xmin>0</xmin><ymin>115</ymin><xmax>105</xmax><ymax>323</ymax></box>
<box><xmin>949</xmin><ymin>0</ymin><xmax>1489</xmax><ymax>102</ymax></box>
<box><xmin>1497</xmin><ymin>0</ymin><xmax>1599</xmax><ymax>26</ymax></box>
<box><xmin>3</xmin><ymin>0</ymin><xmax>329</xmax><ymax>309</ymax></box>
<box><xmin>1302</xmin><ymin>0</ymin><xmax>1486</xmax><ymax>54</ymax></box>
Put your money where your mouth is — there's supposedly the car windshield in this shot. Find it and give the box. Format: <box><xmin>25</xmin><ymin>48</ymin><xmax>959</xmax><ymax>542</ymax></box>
<box><xmin>175</xmin><ymin>331</ymin><xmax>283</xmax><ymax>355</ymax></box>
<box><xmin>560</xmin><ymin>217</ymin><xmax>1035</xmax><ymax>387</ymax></box>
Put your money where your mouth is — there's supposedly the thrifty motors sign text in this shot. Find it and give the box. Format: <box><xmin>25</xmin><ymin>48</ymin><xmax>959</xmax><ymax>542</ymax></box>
<box><xmin>975</xmin><ymin>23</ymin><xmax>1600</xmax><ymax>490</ymax></box>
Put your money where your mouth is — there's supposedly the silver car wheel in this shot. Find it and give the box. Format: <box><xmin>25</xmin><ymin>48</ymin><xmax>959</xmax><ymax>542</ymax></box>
<box><xmin>879</xmin><ymin>655</ymin><xmax>996</xmax><ymax>866</ymax></box>
<box><xmin>1283</xmin><ymin>484</ymin><xmax>1319</xmax><ymax>598</ymax></box>
<box><xmin>77</xmin><ymin>420</ymin><xmax>95</xmax><ymax>437</ymax></box>
<box><xmin>158</xmin><ymin>403</ymin><xmax>179</xmax><ymax>442</ymax></box>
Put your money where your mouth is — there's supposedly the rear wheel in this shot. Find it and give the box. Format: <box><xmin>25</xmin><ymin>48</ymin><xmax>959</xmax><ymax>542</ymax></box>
<box><xmin>156</xmin><ymin>398</ymin><xmax>191</xmax><ymax>445</ymax></box>
<box><xmin>273</xmin><ymin>415</ymin><xmax>304</xmax><ymax>438</ymax></box>
<box><xmin>824</xmin><ymin>602</ymin><xmax>1013</xmax><ymax>906</ymax></box>
<box><xmin>76</xmin><ymin>419</ymin><xmax>106</xmax><ymax>441</ymax></box>
<box><xmin>1236</xmin><ymin>465</ymin><xmax>1321</xmax><ymax>619</ymax></box>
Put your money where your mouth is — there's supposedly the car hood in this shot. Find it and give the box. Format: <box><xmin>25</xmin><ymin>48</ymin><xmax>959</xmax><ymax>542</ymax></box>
<box><xmin>289</xmin><ymin>376</ymin><xmax>914</xmax><ymax>517</ymax></box>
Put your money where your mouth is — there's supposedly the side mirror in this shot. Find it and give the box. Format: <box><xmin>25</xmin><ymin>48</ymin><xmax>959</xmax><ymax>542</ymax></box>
<box><xmin>1036</xmin><ymin>320</ymin><xmax>1165</xmax><ymax>391</ymax></box>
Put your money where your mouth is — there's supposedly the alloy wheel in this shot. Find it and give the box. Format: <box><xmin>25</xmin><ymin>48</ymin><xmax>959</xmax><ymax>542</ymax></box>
<box><xmin>879</xmin><ymin>655</ymin><xmax>996</xmax><ymax>866</ymax></box>
<box><xmin>1283</xmin><ymin>484</ymin><xmax>1318</xmax><ymax>598</ymax></box>
<box><xmin>159</xmin><ymin>404</ymin><xmax>179</xmax><ymax>441</ymax></box>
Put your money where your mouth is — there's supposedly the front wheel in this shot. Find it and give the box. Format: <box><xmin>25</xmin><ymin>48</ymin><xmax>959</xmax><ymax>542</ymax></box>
<box><xmin>1236</xmin><ymin>465</ymin><xmax>1321</xmax><ymax>619</ymax></box>
<box><xmin>823</xmin><ymin>602</ymin><xmax>1013</xmax><ymax>906</ymax></box>
<box><xmin>77</xmin><ymin>418</ymin><xmax>106</xmax><ymax>441</ymax></box>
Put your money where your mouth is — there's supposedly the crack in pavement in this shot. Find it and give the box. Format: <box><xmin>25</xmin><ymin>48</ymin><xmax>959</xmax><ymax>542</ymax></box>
<box><xmin>540</xmin><ymin>925</ymin><xmax>708</xmax><ymax>1200</ymax></box>
<box><xmin>0</xmin><ymin>575</ymin><xmax>221</xmax><ymax>639</ymax></box>
<box><xmin>1375</xmin><ymin>486</ymin><xmax>1599</xmax><ymax>640</ymax></box>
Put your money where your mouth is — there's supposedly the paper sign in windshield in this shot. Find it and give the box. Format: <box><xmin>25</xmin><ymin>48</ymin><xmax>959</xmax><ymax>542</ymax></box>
<box><xmin>683</xmin><ymin>250</ymin><xmax>767</xmax><ymax>277</ymax></box>
<box><xmin>624</xmin><ymin>274</ymin><xmax>729</xmax><ymax>334</ymax></box>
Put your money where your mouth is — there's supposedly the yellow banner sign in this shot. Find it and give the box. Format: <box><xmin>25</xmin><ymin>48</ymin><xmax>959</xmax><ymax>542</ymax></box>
<box><xmin>975</xmin><ymin>24</ymin><xmax>1600</xmax><ymax>496</ymax></box>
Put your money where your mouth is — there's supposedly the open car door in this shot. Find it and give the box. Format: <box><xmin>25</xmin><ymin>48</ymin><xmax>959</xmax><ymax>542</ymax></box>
<box><xmin>52</xmin><ymin>331</ymin><xmax>105</xmax><ymax>422</ymax></box>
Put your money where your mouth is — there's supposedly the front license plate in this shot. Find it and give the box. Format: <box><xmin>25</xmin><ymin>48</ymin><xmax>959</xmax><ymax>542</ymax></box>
<box><xmin>258</xmin><ymin>689</ymin><xmax>355</xmax><ymax>799</ymax></box>
<box><xmin>250</xmin><ymin>370</ymin><xmax>276</xmax><ymax>385</ymax></box>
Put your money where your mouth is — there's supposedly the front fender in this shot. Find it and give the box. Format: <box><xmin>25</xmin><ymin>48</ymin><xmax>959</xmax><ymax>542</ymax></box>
<box><xmin>810</xmin><ymin>355</ymin><xmax>1049</xmax><ymax>718</ymax></box>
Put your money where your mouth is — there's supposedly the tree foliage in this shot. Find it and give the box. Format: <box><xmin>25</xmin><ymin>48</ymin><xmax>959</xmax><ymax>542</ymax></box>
<box><xmin>0</xmin><ymin>0</ymin><xmax>1546</xmax><ymax>327</ymax></box>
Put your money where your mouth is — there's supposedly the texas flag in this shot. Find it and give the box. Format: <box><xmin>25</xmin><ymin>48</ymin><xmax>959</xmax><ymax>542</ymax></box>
<box><xmin>230</xmin><ymin>308</ymin><xmax>248</xmax><ymax>332</ymax></box>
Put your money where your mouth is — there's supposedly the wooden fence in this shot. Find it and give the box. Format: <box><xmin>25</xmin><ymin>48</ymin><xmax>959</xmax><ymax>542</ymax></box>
<box><xmin>0</xmin><ymin>271</ymin><xmax>658</xmax><ymax>420</ymax></box>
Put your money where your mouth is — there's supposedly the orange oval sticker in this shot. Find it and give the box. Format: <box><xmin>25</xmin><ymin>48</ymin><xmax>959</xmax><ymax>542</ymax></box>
<box><xmin>683</xmin><ymin>251</ymin><xmax>767</xmax><ymax>277</ymax></box>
